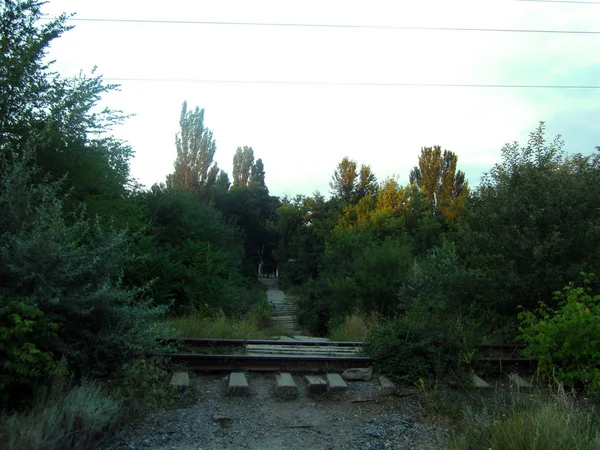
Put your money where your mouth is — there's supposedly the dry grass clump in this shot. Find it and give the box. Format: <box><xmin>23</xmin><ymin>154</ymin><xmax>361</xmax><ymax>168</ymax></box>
<box><xmin>163</xmin><ymin>313</ymin><xmax>284</xmax><ymax>339</ymax></box>
<box><xmin>329</xmin><ymin>312</ymin><xmax>382</xmax><ymax>341</ymax></box>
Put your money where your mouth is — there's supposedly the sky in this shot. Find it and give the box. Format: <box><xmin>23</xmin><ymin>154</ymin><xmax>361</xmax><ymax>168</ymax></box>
<box><xmin>40</xmin><ymin>0</ymin><xmax>600</xmax><ymax>198</ymax></box>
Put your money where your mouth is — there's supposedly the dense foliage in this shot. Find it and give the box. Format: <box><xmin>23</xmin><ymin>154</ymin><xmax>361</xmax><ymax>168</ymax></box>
<box><xmin>3</xmin><ymin>5</ymin><xmax>600</xmax><ymax>445</ymax></box>
<box><xmin>519</xmin><ymin>274</ymin><xmax>600</xmax><ymax>392</ymax></box>
<box><xmin>276</xmin><ymin>129</ymin><xmax>600</xmax><ymax>382</ymax></box>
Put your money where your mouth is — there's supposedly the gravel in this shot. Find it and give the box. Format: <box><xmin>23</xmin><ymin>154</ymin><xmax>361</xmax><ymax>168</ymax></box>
<box><xmin>103</xmin><ymin>373</ymin><xmax>446</xmax><ymax>450</ymax></box>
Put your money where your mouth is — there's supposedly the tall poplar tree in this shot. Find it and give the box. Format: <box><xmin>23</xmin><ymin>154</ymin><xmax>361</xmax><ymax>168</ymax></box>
<box><xmin>170</xmin><ymin>101</ymin><xmax>217</xmax><ymax>192</ymax></box>
<box><xmin>232</xmin><ymin>146</ymin><xmax>254</xmax><ymax>187</ymax></box>
<box><xmin>409</xmin><ymin>146</ymin><xmax>468</xmax><ymax>217</ymax></box>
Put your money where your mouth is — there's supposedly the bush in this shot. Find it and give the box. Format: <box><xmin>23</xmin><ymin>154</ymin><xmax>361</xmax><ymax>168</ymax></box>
<box><xmin>0</xmin><ymin>152</ymin><xmax>171</xmax><ymax>401</ymax></box>
<box><xmin>364</xmin><ymin>302</ymin><xmax>471</xmax><ymax>382</ymax></box>
<box><xmin>163</xmin><ymin>312</ymin><xmax>283</xmax><ymax>339</ymax></box>
<box><xmin>0</xmin><ymin>380</ymin><xmax>122</xmax><ymax>450</ymax></box>
<box><xmin>449</xmin><ymin>385</ymin><xmax>600</xmax><ymax>450</ymax></box>
<box><xmin>0</xmin><ymin>299</ymin><xmax>62</xmax><ymax>398</ymax></box>
<box><xmin>519</xmin><ymin>274</ymin><xmax>600</xmax><ymax>392</ymax></box>
<box><xmin>328</xmin><ymin>312</ymin><xmax>381</xmax><ymax>341</ymax></box>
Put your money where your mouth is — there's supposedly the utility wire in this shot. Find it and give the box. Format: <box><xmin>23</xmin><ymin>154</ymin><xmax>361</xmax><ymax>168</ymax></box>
<box><xmin>58</xmin><ymin>17</ymin><xmax>600</xmax><ymax>35</ymax></box>
<box><xmin>80</xmin><ymin>77</ymin><xmax>600</xmax><ymax>89</ymax></box>
<box><xmin>518</xmin><ymin>0</ymin><xmax>600</xmax><ymax>4</ymax></box>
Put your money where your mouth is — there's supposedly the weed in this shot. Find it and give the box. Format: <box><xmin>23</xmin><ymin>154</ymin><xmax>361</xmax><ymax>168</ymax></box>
<box><xmin>162</xmin><ymin>312</ymin><xmax>285</xmax><ymax>339</ymax></box>
<box><xmin>0</xmin><ymin>378</ymin><xmax>121</xmax><ymax>450</ymax></box>
<box><xmin>329</xmin><ymin>312</ymin><xmax>381</xmax><ymax>341</ymax></box>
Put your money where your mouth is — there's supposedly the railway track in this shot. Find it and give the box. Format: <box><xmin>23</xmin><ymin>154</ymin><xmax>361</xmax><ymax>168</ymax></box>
<box><xmin>156</xmin><ymin>339</ymin><xmax>535</xmax><ymax>374</ymax></box>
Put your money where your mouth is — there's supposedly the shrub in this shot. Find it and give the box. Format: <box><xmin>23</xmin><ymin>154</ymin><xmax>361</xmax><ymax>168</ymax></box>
<box><xmin>0</xmin><ymin>152</ymin><xmax>171</xmax><ymax>399</ymax></box>
<box><xmin>365</xmin><ymin>297</ymin><xmax>478</xmax><ymax>382</ymax></box>
<box><xmin>328</xmin><ymin>312</ymin><xmax>381</xmax><ymax>341</ymax></box>
<box><xmin>0</xmin><ymin>298</ymin><xmax>62</xmax><ymax>398</ymax></box>
<box><xmin>163</xmin><ymin>312</ymin><xmax>283</xmax><ymax>339</ymax></box>
<box><xmin>449</xmin><ymin>384</ymin><xmax>600</xmax><ymax>450</ymax></box>
<box><xmin>519</xmin><ymin>274</ymin><xmax>600</xmax><ymax>392</ymax></box>
<box><xmin>0</xmin><ymin>380</ymin><xmax>122</xmax><ymax>450</ymax></box>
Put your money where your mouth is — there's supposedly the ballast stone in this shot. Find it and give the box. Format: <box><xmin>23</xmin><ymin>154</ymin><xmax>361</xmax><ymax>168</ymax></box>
<box><xmin>342</xmin><ymin>367</ymin><xmax>372</xmax><ymax>381</ymax></box>
<box><xmin>169</xmin><ymin>371</ymin><xmax>190</xmax><ymax>387</ymax></box>
<box><xmin>379</xmin><ymin>375</ymin><xmax>397</xmax><ymax>396</ymax></box>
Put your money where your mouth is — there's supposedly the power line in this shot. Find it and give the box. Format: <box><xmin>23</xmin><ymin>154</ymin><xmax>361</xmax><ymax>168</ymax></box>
<box><xmin>518</xmin><ymin>0</ymin><xmax>600</xmax><ymax>4</ymax></box>
<box><xmin>86</xmin><ymin>77</ymin><xmax>600</xmax><ymax>89</ymax></box>
<box><xmin>59</xmin><ymin>17</ymin><xmax>600</xmax><ymax>35</ymax></box>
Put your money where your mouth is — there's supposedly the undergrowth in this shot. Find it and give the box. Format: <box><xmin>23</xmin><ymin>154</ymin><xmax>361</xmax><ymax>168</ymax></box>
<box><xmin>163</xmin><ymin>312</ymin><xmax>285</xmax><ymax>339</ymax></box>
<box><xmin>438</xmin><ymin>381</ymin><xmax>600</xmax><ymax>449</ymax></box>
<box><xmin>329</xmin><ymin>312</ymin><xmax>381</xmax><ymax>341</ymax></box>
<box><xmin>0</xmin><ymin>379</ymin><xmax>121</xmax><ymax>450</ymax></box>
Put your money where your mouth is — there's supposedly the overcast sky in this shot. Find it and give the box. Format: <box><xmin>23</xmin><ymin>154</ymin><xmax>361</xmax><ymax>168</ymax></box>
<box><xmin>40</xmin><ymin>0</ymin><xmax>600</xmax><ymax>198</ymax></box>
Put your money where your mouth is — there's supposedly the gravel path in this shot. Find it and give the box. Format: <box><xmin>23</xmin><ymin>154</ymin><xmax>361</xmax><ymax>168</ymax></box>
<box><xmin>104</xmin><ymin>373</ymin><xmax>445</xmax><ymax>450</ymax></box>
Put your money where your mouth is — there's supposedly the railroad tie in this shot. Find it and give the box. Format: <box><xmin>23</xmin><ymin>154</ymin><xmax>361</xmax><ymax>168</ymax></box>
<box><xmin>227</xmin><ymin>372</ymin><xmax>249</xmax><ymax>396</ymax></box>
<box><xmin>276</xmin><ymin>372</ymin><xmax>298</xmax><ymax>399</ymax></box>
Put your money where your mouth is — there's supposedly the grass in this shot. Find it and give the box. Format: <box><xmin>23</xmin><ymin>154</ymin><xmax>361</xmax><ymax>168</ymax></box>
<box><xmin>163</xmin><ymin>312</ymin><xmax>286</xmax><ymax>339</ymax></box>
<box><xmin>0</xmin><ymin>379</ymin><xmax>121</xmax><ymax>450</ymax></box>
<box><xmin>329</xmin><ymin>312</ymin><xmax>382</xmax><ymax>341</ymax></box>
<box><xmin>437</xmin><ymin>381</ymin><xmax>600</xmax><ymax>449</ymax></box>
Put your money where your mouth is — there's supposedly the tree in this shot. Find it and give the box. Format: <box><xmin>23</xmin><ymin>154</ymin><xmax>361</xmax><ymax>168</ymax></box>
<box><xmin>1</xmin><ymin>1</ymin><xmax>134</xmax><ymax>211</ymax></box>
<box><xmin>215</xmin><ymin>170</ymin><xmax>231</xmax><ymax>191</ymax></box>
<box><xmin>170</xmin><ymin>101</ymin><xmax>217</xmax><ymax>193</ymax></box>
<box><xmin>466</xmin><ymin>123</ymin><xmax>600</xmax><ymax>311</ymax></box>
<box><xmin>409</xmin><ymin>146</ymin><xmax>468</xmax><ymax>217</ymax></box>
<box><xmin>0</xmin><ymin>2</ymin><xmax>169</xmax><ymax>403</ymax></box>
<box><xmin>249</xmin><ymin>157</ymin><xmax>266</xmax><ymax>189</ymax></box>
<box><xmin>0</xmin><ymin>0</ymin><xmax>69</xmax><ymax>152</ymax></box>
<box><xmin>329</xmin><ymin>157</ymin><xmax>358</xmax><ymax>205</ymax></box>
<box><xmin>232</xmin><ymin>146</ymin><xmax>254</xmax><ymax>187</ymax></box>
<box><xmin>355</xmin><ymin>164</ymin><xmax>377</xmax><ymax>201</ymax></box>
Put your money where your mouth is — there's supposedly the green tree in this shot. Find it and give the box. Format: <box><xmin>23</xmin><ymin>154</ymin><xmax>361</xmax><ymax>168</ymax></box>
<box><xmin>215</xmin><ymin>170</ymin><xmax>231</xmax><ymax>191</ymax></box>
<box><xmin>249</xmin><ymin>157</ymin><xmax>266</xmax><ymax>189</ymax></box>
<box><xmin>355</xmin><ymin>164</ymin><xmax>377</xmax><ymax>201</ymax></box>
<box><xmin>169</xmin><ymin>101</ymin><xmax>217</xmax><ymax>193</ymax></box>
<box><xmin>0</xmin><ymin>2</ymin><xmax>169</xmax><ymax>404</ymax></box>
<box><xmin>1</xmin><ymin>1</ymin><xmax>134</xmax><ymax>213</ymax></box>
<box><xmin>466</xmin><ymin>123</ymin><xmax>600</xmax><ymax>311</ymax></box>
<box><xmin>329</xmin><ymin>156</ymin><xmax>358</xmax><ymax>205</ymax></box>
<box><xmin>0</xmin><ymin>0</ymin><xmax>69</xmax><ymax>151</ymax></box>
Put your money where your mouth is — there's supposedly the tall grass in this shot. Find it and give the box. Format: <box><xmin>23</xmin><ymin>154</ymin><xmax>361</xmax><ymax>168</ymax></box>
<box><xmin>0</xmin><ymin>380</ymin><xmax>121</xmax><ymax>450</ymax></box>
<box><xmin>163</xmin><ymin>312</ymin><xmax>285</xmax><ymax>339</ymax></box>
<box><xmin>446</xmin><ymin>383</ymin><xmax>600</xmax><ymax>450</ymax></box>
<box><xmin>329</xmin><ymin>312</ymin><xmax>382</xmax><ymax>341</ymax></box>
